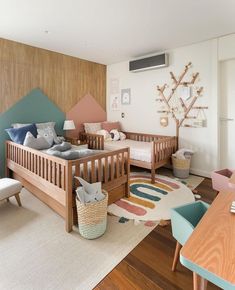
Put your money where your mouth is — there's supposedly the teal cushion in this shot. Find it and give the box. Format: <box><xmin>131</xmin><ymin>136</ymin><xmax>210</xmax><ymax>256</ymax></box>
<box><xmin>5</xmin><ymin>124</ymin><xmax>37</xmax><ymax>144</ymax></box>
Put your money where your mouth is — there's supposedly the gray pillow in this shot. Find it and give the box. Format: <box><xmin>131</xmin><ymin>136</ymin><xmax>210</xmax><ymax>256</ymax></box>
<box><xmin>46</xmin><ymin>148</ymin><xmax>97</xmax><ymax>160</ymax></box>
<box><xmin>37</xmin><ymin>126</ymin><xmax>60</xmax><ymax>144</ymax></box>
<box><xmin>49</xmin><ymin>142</ymin><xmax>72</xmax><ymax>152</ymax></box>
<box><xmin>12</xmin><ymin>121</ymin><xmax>56</xmax><ymax>129</ymax></box>
<box><xmin>23</xmin><ymin>132</ymin><xmax>53</xmax><ymax>150</ymax></box>
<box><xmin>12</xmin><ymin>122</ymin><xmax>60</xmax><ymax>144</ymax></box>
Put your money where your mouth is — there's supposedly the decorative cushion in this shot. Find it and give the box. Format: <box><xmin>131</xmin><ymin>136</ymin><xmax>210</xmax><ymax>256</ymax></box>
<box><xmin>12</xmin><ymin>121</ymin><xmax>56</xmax><ymax>129</ymax></box>
<box><xmin>96</xmin><ymin>129</ymin><xmax>112</xmax><ymax>141</ymax></box>
<box><xmin>23</xmin><ymin>132</ymin><xmax>53</xmax><ymax>150</ymax></box>
<box><xmin>84</xmin><ymin>122</ymin><xmax>102</xmax><ymax>134</ymax></box>
<box><xmin>0</xmin><ymin>178</ymin><xmax>22</xmax><ymax>200</ymax></box>
<box><xmin>47</xmin><ymin>148</ymin><xmax>96</xmax><ymax>160</ymax></box>
<box><xmin>101</xmin><ymin>121</ymin><xmax>121</xmax><ymax>132</ymax></box>
<box><xmin>49</xmin><ymin>142</ymin><xmax>72</xmax><ymax>152</ymax></box>
<box><xmin>11</xmin><ymin>123</ymin><xmax>31</xmax><ymax>128</ymax></box>
<box><xmin>5</xmin><ymin>124</ymin><xmax>37</xmax><ymax>144</ymax></box>
<box><xmin>36</xmin><ymin>122</ymin><xmax>56</xmax><ymax>129</ymax></box>
<box><xmin>12</xmin><ymin>122</ymin><xmax>59</xmax><ymax>143</ymax></box>
<box><xmin>37</xmin><ymin>126</ymin><xmax>60</xmax><ymax>144</ymax></box>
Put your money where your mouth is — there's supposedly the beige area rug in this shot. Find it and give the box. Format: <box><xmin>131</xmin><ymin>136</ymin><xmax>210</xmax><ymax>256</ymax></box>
<box><xmin>158</xmin><ymin>168</ymin><xmax>205</xmax><ymax>190</ymax></box>
<box><xmin>0</xmin><ymin>189</ymin><xmax>157</xmax><ymax>290</ymax></box>
<box><xmin>108</xmin><ymin>173</ymin><xmax>195</xmax><ymax>221</ymax></box>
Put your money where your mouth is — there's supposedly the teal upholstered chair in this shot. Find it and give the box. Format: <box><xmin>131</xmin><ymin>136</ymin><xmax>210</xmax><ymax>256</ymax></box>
<box><xmin>171</xmin><ymin>201</ymin><xmax>209</xmax><ymax>271</ymax></box>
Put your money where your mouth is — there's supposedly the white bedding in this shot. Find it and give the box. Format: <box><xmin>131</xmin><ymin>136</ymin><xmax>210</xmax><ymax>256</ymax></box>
<box><xmin>104</xmin><ymin>139</ymin><xmax>152</xmax><ymax>163</ymax></box>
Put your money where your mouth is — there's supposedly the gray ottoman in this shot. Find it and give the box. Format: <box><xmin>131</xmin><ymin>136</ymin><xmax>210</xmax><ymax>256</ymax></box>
<box><xmin>0</xmin><ymin>178</ymin><xmax>22</xmax><ymax>206</ymax></box>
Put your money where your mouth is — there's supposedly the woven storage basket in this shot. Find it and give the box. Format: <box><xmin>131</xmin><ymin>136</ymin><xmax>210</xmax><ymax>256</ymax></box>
<box><xmin>76</xmin><ymin>190</ymin><xmax>108</xmax><ymax>239</ymax></box>
<box><xmin>172</xmin><ymin>156</ymin><xmax>191</xmax><ymax>179</ymax></box>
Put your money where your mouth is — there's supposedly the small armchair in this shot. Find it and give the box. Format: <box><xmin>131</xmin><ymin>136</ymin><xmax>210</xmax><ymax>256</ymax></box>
<box><xmin>171</xmin><ymin>201</ymin><xmax>209</xmax><ymax>271</ymax></box>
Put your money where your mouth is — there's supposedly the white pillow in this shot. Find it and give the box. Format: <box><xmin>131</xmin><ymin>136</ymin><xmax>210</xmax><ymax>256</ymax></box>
<box><xmin>96</xmin><ymin>129</ymin><xmax>112</xmax><ymax>141</ymax></box>
<box><xmin>12</xmin><ymin>122</ymin><xmax>56</xmax><ymax>129</ymax></box>
<box><xmin>23</xmin><ymin>132</ymin><xmax>53</xmax><ymax>150</ymax></box>
<box><xmin>84</xmin><ymin>122</ymin><xmax>102</xmax><ymax>134</ymax></box>
<box><xmin>12</xmin><ymin>123</ymin><xmax>31</xmax><ymax>128</ymax></box>
<box><xmin>36</xmin><ymin>122</ymin><xmax>56</xmax><ymax>129</ymax></box>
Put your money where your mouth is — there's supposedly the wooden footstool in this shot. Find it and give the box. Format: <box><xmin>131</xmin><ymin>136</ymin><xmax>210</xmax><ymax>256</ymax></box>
<box><xmin>0</xmin><ymin>178</ymin><xmax>22</xmax><ymax>206</ymax></box>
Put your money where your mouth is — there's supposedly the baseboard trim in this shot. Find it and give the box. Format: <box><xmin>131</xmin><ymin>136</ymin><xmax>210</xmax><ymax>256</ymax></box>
<box><xmin>190</xmin><ymin>168</ymin><xmax>211</xmax><ymax>178</ymax></box>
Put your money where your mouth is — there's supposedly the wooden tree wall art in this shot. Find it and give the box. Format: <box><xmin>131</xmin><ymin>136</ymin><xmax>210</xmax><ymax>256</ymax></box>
<box><xmin>156</xmin><ymin>62</ymin><xmax>208</xmax><ymax>138</ymax></box>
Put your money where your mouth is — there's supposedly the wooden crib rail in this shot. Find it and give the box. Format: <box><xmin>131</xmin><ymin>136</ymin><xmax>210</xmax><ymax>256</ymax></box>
<box><xmin>153</xmin><ymin>137</ymin><xmax>178</xmax><ymax>164</ymax></box>
<box><xmin>80</xmin><ymin>132</ymin><xmax>104</xmax><ymax>150</ymax></box>
<box><xmin>6</xmin><ymin>141</ymin><xmax>68</xmax><ymax>190</ymax></box>
<box><xmin>70</xmin><ymin>147</ymin><xmax>130</xmax><ymax>195</ymax></box>
<box><xmin>123</xmin><ymin>131</ymin><xmax>171</xmax><ymax>142</ymax></box>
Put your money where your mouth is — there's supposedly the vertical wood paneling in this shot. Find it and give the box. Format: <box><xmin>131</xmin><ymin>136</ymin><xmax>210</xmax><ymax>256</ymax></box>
<box><xmin>0</xmin><ymin>38</ymin><xmax>106</xmax><ymax>113</ymax></box>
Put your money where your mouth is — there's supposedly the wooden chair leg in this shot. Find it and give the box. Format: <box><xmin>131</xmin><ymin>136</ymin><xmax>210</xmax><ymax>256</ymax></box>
<box><xmin>15</xmin><ymin>193</ymin><xmax>22</xmax><ymax>207</ymax></box>
<box><xmin>172</xmin><ymin>241</ymin><xmax>182</xmax><ymax>271</ymax></box>
<box><xmin>193</xmin><ymin>272</ymin><xmax>207</xmax><ymax>290</ymax></box>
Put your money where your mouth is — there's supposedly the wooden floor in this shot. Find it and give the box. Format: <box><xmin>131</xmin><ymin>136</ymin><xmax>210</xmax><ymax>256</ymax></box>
<box><xmin>95</xmin><ymin>169</ymin><xmax>221</xmax><ymax>290</ymax></box>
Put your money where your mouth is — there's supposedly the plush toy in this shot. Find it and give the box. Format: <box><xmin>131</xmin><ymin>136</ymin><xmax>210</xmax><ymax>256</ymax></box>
<box><xmin>119</xmin><ymin>131</ymin><xmax>126</xmax><ymax>141</ymax></box>
<box><xmin>74</xmin><ymin>177</ymin><xmax>105</xmax><ymax>204</ymax></box>
<box><xmin>110</xmin><ymin>129</ymin><xmax>120</xmax><ymax>141</ymax></box>
<box><xmin>110</xmin><ymin>130</ymin><xmax>126</xmax><ymax>141</ymax></box>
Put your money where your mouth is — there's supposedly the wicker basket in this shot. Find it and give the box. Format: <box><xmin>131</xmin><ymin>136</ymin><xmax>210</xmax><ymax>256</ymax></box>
<box><xmin>172</xmin><ymin>156</ymin><xmax>191</xmax><ymax>179</ymax></box>
<box><xmin>76</xmin><ymin>190</ymin><xmax>108</xmax><ymax>239</ymax></box>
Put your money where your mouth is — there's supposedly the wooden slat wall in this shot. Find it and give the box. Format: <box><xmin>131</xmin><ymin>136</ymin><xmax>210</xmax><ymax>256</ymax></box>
<box><xmin>0</xmin><ymin>38</ymin><xmax>106</xmax><ymax>113</ymax></box>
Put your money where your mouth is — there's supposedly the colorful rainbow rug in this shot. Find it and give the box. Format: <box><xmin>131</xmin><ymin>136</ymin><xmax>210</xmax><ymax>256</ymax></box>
<box><xmin>108</xmin><ymin>172</ymin><xmax>195</xmax><ymax>221</ymax></box>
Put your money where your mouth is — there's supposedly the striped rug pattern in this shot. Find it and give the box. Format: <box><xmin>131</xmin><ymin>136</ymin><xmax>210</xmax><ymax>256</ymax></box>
<box><xmin>108</xmin><ymin>173</ymin><xmax>195</xmax><ymax>221</ymax></box>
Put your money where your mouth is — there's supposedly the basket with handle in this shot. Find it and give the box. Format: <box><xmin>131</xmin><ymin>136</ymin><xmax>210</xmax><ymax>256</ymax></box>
<box><xmin>76</xmin><ymin>190</ymin><xmax>108</xmax><ymax>239</ymax></box>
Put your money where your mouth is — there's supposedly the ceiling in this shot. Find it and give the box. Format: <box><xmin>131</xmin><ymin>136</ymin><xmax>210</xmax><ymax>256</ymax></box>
<box><xmin>0</xmin><ymin>0</ymin><xmax>235</xmax><ymax>65</ymax></box>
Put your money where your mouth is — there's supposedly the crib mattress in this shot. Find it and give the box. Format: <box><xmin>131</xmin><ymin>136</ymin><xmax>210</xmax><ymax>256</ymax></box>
<box><xmin>104</xmin><ymin>139</ymin><xmax>152</xmax><ymax>163</ymax></box>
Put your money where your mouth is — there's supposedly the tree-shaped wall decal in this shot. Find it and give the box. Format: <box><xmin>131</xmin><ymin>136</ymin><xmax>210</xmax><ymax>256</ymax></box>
<box><xmin>156</xmin><ymin>62</ymin><xmax>208</xmax><ymax>141</ymax></box>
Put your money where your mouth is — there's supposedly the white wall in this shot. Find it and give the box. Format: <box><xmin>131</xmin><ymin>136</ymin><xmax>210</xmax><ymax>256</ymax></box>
<box><xmin>107</xmin><ymin>39</ymin><xmax>221</xmax><ymax>177</ymax></box>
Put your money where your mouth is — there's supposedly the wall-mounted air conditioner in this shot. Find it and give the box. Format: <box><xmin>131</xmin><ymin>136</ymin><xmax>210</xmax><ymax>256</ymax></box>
<box><xmin>129</xmin><ymin>53</ymin><xmax>168</xmax><ymax>72</ymax></box>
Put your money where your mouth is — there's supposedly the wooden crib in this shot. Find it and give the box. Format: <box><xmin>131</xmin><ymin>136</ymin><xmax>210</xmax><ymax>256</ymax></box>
<box><xmin>5</xmin><ymin>141</ymin><xmax>130</xmax><ymax>232</ymax></box>
<box><xmin>80</xmin><ymin>131</ymin><xmax>177</xmax><ymax>183</ymax></box>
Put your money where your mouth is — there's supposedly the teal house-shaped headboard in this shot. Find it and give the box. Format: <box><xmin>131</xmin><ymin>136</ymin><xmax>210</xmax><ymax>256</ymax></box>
<box><xmin>0</xmin><ymin>88</ymin><xmax>65</xmax><ymax>177</ymax></box>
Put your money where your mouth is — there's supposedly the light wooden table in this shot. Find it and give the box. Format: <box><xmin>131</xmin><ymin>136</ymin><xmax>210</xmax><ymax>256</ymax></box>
<box><xmin>180</xmin><ymin>172</ymin><xmax>235</xmax><ymax>290</ymax></box>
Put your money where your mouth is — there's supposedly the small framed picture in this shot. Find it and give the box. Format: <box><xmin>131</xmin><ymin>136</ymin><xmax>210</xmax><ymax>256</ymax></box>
<box><xmin>121</xmin><ymin>88</ymin><xmax>131</xmax><ymax>105</ymax></box>
<box><xmin>110</xmin><ymin>94</ymin><xmax>120</xmax><ymax>111</ymax></box>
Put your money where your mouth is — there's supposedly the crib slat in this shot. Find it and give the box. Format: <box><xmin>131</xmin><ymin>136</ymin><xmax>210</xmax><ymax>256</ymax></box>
<box><xmin>104</xmin><ymin>157</ymin><xmax>108</xmax><ymax>183</ymax></box>
<box><xmin>116</xmin><ymin>153</ymin><xmax>120</xmax><ymax>178</ymax></box>
<box><xmin>83</xmin><ymin>162</ymin><xmax>88</xmax><ymax>181</ymax></box>
<box><xmin>91</xmin><ymin>160</ymin><xmax>96</xmax><ymax>183</ymax></box>
<box><xmin>110</xmin><ymin>155</ymin><xmax>114</xmax><ymax>181</ymax></box>
<box><xmin>98</xmin><ymin>159</ymin><xmax>102</xmax><ymax>182</ymax></box>
<box><xmin>121</xmin><ymin>152</ymin><xmax>125</xmax><ymax>176</ymax></box>
<box><xmin>61</xmin><ymin>166</ymin><xmax>65</xmax><ymax>190</ymax></box>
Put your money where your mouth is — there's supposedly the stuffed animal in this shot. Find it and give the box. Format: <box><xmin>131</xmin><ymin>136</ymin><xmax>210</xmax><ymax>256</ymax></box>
<box><xmin>74</xmin><ymin>177</ymin><xmax>105</xmax><ymax>204</ymax></box>
<box><xmin>110</xmin><ymin>129</ymin><xmax>120</xmax><ymax>141</ymax></box>
<box><xmin>119</xmin><ymin>131</ymin><xmax>126</xmax><ymax>141</ymax></box>
<box><xmin>110</xmin><ymin>129</ymin><xmax>126</xmax><ymax>141</ymax></box>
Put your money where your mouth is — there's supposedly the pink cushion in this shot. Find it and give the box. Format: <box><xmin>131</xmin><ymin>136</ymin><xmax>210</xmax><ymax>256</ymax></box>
<box><xmin>101</xmin><ymin>121</ymin><xmax>121</xmax><ymax>132</ymax></box>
